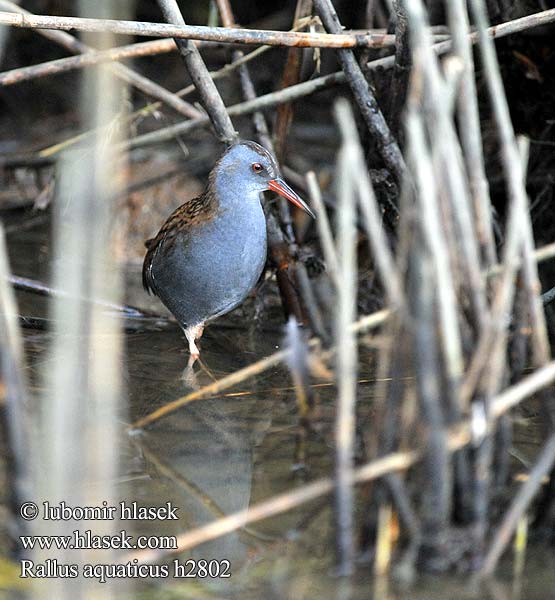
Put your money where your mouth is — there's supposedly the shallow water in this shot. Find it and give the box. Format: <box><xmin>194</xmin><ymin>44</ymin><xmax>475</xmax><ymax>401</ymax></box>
<box><xmin>2</xmin><ymin>211</ymin><xmax>554</xmax><ymax>599</ymax></box>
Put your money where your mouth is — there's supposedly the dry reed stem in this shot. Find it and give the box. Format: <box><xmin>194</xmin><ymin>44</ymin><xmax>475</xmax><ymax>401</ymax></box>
<box><xmin>0</xmin><ymin>225</ymin><xmax>32</xmax><ymax>553</ymax></box>
<box><xmin>35</xmin><ymin>2</ymin><xmax>128</xmax><ymax>595</ymax></box>
<box><xmin>468</xmin><ymin>0</ymin><xmax>533</xmax><ymax>400</ymax></box>
<box><xmin>333</xmin><ymin>99</ymin><xmax>359</xmax><ymax>575</ymax></box>
<box><xmin>423</xmin><ymin>46</ymin><xmax>489</xmax><ymax>340</ymax></box>
<box><xmin>406</xmin><ymin>108</ymin><xmax>453</xmax><ymax>550</ymax></box>
<box><xmin>406</xmin><ymin>0</ymin><xmax>486</xmax><ymax>368</ymax></box>
<box><xmin>0</xmin><ymin>9</ymin><xmax>397</xmax><ymax>49</ymax></box>
<box><xmin>445</xmin><ymin>0</ymin><xmax>496</xmax><ymax>268</ymax></box>
<box><xmin>338</xmin><ymin>104</ymin><xmax>404</xmax><ymax>306</ymax></box>
<box><xmin>515</xmin><ymin>139</ymin><xmax>551</xmax><ymax>372</ymax></box>
<box><xmin>306</xmin><ymin>171</ymin><xmax>340</xmax><ymax>287</ymax></box>
<box><xmin>0</xmin><ymin>38</ymin><xmax>178</xmax><ymax>86</ymax></box>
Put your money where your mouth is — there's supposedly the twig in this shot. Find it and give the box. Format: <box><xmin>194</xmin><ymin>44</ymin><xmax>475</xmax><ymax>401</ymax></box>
<box><xmin>0</xmin><ymin>10</ymin><xmax>399</xmax><ymax>49</ymax></box>
<box><xmin>126</xmin><ymin>360</ymin><xmax>555</xmax><ymax>563</ymax></box>
<box><xmin>313</xmin><ymin>0</ymin><xmax>406</xmax><ymax>184</ymax></box>
<box><xmin>0</xmin><ymin>38</ymin><xmax>178</xmax><ymax>86</ymax></box>
<box><xmin>0</xmin><ymin>1</ymin><xmax>201</xmax><ymax>119</ymax></box>
<box><xmin>6</xmin><ymin>274</ymin><xmax>165</xmax><ymax>320</ymax></box>
<box><xmin>156</xmin><ymin>0</ymin><xmax>237</xmax><ymax>145</ymax></box>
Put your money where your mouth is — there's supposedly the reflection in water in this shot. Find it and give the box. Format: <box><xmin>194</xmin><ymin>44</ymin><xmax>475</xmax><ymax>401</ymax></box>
<box><xmin>136</xmin><ymin>329</ymin><xmax>275</xmax><ymax>562</ymax></box>
<box><xmin>125</xmin><ymin>325</ymin><xmax>280</xmax><ymax>569</ymax></box>
<box><xmin>139</xmin><ymin>391</ymin><xmax>273</xmax><ymax>564</ymax></box>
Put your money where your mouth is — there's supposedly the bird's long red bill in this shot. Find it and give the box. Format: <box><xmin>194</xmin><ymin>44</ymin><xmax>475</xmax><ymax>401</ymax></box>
<box><xmin>268</xmin><ymin>178</ymin><xmax>316</xmax><ymax>219</ymax></box>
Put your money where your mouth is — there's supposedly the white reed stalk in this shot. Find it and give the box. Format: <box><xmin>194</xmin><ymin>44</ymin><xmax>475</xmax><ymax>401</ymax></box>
<box><xmin>333</xmin><ymin>98</ymin><xmax>360</xmax><ymax>576</ymax></box>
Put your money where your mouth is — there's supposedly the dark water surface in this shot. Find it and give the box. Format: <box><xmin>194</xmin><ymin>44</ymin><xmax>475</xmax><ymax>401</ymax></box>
<box><xmin>2</xmin><ymin>213</ymin><xmax>554</xmax><ymax>599</ymax></box>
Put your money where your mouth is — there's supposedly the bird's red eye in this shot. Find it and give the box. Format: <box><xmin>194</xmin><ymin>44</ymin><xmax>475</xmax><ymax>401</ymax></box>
<box><xmin>252</xmin><ymin>162</ymin><xmax>263</xmax><ymax>173</ymax></box>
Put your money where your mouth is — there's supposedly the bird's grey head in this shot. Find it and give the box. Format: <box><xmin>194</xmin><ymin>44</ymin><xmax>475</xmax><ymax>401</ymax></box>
<box><xmin>211</xmin><ymin>141</ymin><xmax>280</xmax><ymax>198</ymax></box>
<box><xmin>210</xmin><ymin>140</ymin><xmax>316</xmax><ymax>218</ymax></box>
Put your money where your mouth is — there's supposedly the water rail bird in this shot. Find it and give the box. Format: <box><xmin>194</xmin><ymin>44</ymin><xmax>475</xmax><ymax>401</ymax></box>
<box><xmin>143</xmin><ymin>140</ymin><xmax>314</xmax><ymax>360</ymax></box>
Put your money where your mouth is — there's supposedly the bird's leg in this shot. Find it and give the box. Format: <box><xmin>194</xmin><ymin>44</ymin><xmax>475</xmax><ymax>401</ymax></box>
<box><xmin>181</xmin><ymin>323</ymin><xmax>204</xmax><ymax>388</ymax></box>
<box><xmin>184</xmin><ymin>323</ymin><xmax>205</xmax><ymax>360</ymax></box>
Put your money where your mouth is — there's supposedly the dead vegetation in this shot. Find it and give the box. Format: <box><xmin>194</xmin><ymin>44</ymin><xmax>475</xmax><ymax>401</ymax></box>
<box><xmin>1</xmin><ymin>0</ymin><xmax>555</xmax><ymax>596</ymax></box>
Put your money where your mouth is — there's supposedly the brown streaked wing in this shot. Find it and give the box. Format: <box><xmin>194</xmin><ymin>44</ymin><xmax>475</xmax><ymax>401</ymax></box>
<box><xmin>142</xmin><ymin>191</ymin><xmax>217</xmax><ymax>295</ymax></box>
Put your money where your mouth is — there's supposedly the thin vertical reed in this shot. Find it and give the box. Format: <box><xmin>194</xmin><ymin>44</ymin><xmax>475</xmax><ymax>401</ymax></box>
<box><xmin>467</xmin><ymin>0</ymin><xmax>532</xmax><ymax>398</ymax></box>
<box><xmin>445</xmin><ymin>0</ymin><xmax>496</xmax><ymax>268</ymax></box>
<box><xmin>333</xmin><ymin>99</ymin><xmax>360</xmax><ymax>576</ymax></box>
<box><xmin>0</xmin><ymin>225</ymin><xmax>31</xmax><ymax>557</ymax></box>
<box><xmin>515</xmin><ymin>138</ymin><xmax>551</xmax><ymax>374</ymax></box>
<box><xmin>403</xmin><ymin>0</ymin><xmax>483</xmax><ymax>381</ymax></box>
<box><xmin>406</xmin><ymin>110</ymin><xmax>452</xmax><ymax>562</ymax></box>
<box><xmin>306</xmin><ymin>171</ymin><xmax>340</xmax><ymax>288</ymax></box>
<box><xmin>35</xmin><ymin>1</ymin><xmax>129</xmax><ymax>596</ymax></box>
<box><xmin>336</xmin><ymin>105</ymin><xmax>404</xmax><ymax>308</ymax></box>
